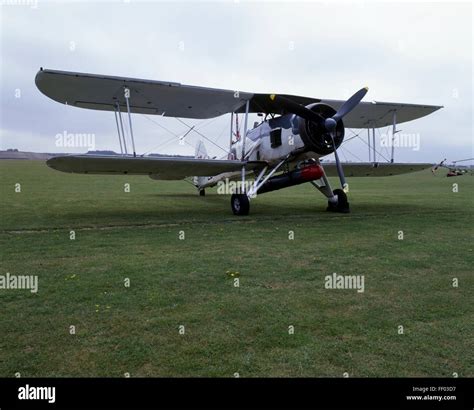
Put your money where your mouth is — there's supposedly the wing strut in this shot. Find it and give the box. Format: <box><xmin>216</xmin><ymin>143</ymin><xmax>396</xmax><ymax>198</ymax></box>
<box><xmin>113</xmin><ymin>110</ymin><xmax>124</xmax><ymax>155</ymax></box>
<box><xmin>367</xmin><ymin>127</ymin><xmax>371</xmax><ymax>162</ymax></box>
<box><xmin>240</xmin><ymin>100</ymin><xmax>250</xmax><ymax>193</ymax></box>
<box><xmin>241</xmin><ymin>100</ymin><xmax>250</xmax><ymax>161</ymax></box>
<box><xmin>229</xmin><ymin>112</ymin><xmax>234</xmax><ymax>157</ymax></box>
<box><xmin>124</xmin><ymin>87</ymin><xmax>137</xmax><ymax>157</ymax></box>
<box><xmin>390</xmin><ymin>110</ymin><xmax>399</xmax><ymax>163</ymax></box>
<box><xmin>115</xmin><ymin>102</ymin><xmax>128</xmax><ymax>155</ymax></box>
<box><xmin>372</xmin><ymin>125</ymin><xmax>376</xmax><ymax>164</ymax></box>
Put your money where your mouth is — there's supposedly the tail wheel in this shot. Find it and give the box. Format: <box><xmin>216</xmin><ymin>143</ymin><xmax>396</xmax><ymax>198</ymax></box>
<box><xmin>231</xmin><ymin>194</ymin><xmax>250</xmax><ymax>216</ymax></box>
<box><xmin>327</xmin><ymin>188</ymin><xmax>350</xmax><ymax>213</ymax></box>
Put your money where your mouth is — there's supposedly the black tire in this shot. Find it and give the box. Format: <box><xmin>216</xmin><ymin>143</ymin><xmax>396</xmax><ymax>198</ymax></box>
<box><xmin>327</xmin><ymin>189</ymin><xmax>350</xmax><ymax>213</ymax></box>
<box><xmin>231</xmin><ymin>194</ymin><xmax>250</xmax><ymax>216</ymax></box>
<box><xmin>199</xmin><ymin>189</ymin><xmax>205</xmax><ymax>196</ymax></box>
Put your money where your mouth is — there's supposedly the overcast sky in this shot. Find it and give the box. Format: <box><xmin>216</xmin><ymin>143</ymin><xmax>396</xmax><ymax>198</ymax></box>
<box><xmin>0</xmin><ymin>0</ymin><xmax>472</xmax><ymax>164</ymax></box>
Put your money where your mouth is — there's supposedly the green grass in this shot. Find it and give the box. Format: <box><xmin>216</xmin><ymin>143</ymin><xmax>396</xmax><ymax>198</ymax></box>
<box><xmin>0</xmin><ymin>160</ymin><xmax>472</xmax><ymax>377</ymax></box>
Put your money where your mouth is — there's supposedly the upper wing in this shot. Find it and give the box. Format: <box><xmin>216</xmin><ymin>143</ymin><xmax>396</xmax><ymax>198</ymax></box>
<box><xmin>35</xmin><ymin>69</ymin><xmax>441</xmax><ymax>126</ymax></box>
<box><xmin>321</xmin><ymin>162</ymin><xmax>432</xmax><ymax>177</ymax></box>
<box><xmin>318</xmin><ymin>99</ymin><xmax>442</xmax><ymax>129</ymax></box>
<box><xmin>35</xmin><ymin>68</ymin><xmax>252</xmax><ymax>119</ymax></box>
<box><xmin>46</xmin><ymin>155</ymin><xmax>266</xmax><ymax>180</ymax></box>
<box><xmin>35</xmin><ymin>68</ymin><xmax>321</xmax><ymax>119</ymax></box>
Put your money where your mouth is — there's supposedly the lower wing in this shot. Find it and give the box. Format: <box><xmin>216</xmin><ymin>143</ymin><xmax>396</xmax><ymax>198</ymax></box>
<box><xmin>322</xmin><ymin>162</ymin><xmax>432</xmax><ymax>177</ymax></box>
<box><xmin>46</xmin><ymin>155</ymin><xmax>266</xmax><ymax>180</ymax></box>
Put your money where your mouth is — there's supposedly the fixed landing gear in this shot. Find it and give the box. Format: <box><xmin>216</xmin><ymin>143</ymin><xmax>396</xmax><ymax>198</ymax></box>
<box><xmin>199</xmin><ymin>189</ymin><xmax>205</xmax><ymax>196</ymax></box>
<box><xmin>231</xmin><ymin>194</ymin><xmax>250</xmax><ymax>216</ymax></box>
<box><xmin>327</xmin><ymin>189</ymin><xmax>350</xmax><ymax>213</ymax></box>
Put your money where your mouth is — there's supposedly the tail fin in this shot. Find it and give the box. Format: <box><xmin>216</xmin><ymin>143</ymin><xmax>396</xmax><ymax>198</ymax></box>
<box><xmin>194</xmin><ymin>141</ymin><xmax>209</xmax><ymax>189</ymax></box>
<box><xmin>195</xmin><ymin>140</ymin><xmax>209</xmax><ymax>159</ymax></box>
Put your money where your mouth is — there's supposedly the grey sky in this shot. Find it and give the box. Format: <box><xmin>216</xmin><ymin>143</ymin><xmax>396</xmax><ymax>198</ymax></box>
<box><xmin>0</xmin><ymin>0</ymin><xmax>472</xmax><ymax>164</ymax></box>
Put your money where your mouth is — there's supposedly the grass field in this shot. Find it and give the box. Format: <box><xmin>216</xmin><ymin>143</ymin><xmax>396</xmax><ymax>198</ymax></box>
<box><xmin>0</xmin><ymin>160</ymin><xmax>472</xmax><ymax>377</ymax></box>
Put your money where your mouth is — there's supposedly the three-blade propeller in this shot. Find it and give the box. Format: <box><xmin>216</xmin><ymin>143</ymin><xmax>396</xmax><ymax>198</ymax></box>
<box><xmin>270</xmin><ymin>87</ymin><xmax>369</xmax><ymax>191</ymax></box>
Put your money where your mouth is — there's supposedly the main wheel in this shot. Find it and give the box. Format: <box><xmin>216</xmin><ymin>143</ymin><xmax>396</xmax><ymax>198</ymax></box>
<box><xmin>326</xmin><ymin>189</ymin><xmax>350</xmax><ymax>213</ymax></box>
<box><xmin>199</xmin><ymin>189</ymin><xmax>205</xmax><ymax>196</ymax></box>
<box><xmin>231</xmin><ymin>194</ymin><xmax>250</xmax><ymax>216</ymax></box>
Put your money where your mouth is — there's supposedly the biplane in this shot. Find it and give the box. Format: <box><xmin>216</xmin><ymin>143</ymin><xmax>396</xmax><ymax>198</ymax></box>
<box><xmin>35</xmin><ymin>68</ymin><xmax>442</xmax><ymax>215</ymax></box>
<box><xmin>432</xmin><ymin>158</ymin><xmax>472</xmax><ymax>177</ymax></box>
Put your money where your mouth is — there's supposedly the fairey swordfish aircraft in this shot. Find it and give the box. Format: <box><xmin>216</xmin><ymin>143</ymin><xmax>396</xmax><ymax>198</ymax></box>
<box><xmin>35</xmin><ymin>68</ymin><xmax>442</xmax><ymax>215</ymax></box>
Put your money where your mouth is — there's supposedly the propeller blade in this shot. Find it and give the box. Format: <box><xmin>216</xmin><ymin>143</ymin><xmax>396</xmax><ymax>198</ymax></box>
<box><xmin>332</xmin><ymin>87</ymin><xmax>368</xmax><ymax>122</ymax></box>
<box><xmin>330</xmin><ymin>132</ymin><xmax>347</xmax><ymax>190</ymax></box>
<box><xmin>269</xmin><ymin>94</ymin><xmax>324</xmax><ymax>124</ymax></box>
<box><xmin>327</xmin><ymin>86</ymin><xmax>368</xmax><ymax>190</ymax></box>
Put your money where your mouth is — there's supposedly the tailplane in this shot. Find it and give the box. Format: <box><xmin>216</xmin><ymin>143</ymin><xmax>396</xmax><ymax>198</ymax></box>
<box><xmin>194</xmin><ymin>141</ymin><xmax>209</xmax><ymax>194</ymax></box>
<box><xmin>194</xmin><ymin>140</ymin><xmax>209</xmax><ymax>160</ymax></box>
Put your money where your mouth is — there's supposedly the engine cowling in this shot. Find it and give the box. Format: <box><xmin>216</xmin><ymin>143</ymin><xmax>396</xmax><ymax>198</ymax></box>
<box><xmin>298</xmin><ymin>103</ymin><xmax>345</xmax><ymax>156</ymax></box>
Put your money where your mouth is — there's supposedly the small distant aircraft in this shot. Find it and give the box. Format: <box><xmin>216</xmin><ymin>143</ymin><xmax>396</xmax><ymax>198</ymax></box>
<box><xmin>36</xmin><ymin>68</ymin><xmax>442</xmax><ymax>215</ymax></box>
<box><xmin>432</xmin><ymin>158</ymin><xmax>473</xmax><ymax>177</ymax></box>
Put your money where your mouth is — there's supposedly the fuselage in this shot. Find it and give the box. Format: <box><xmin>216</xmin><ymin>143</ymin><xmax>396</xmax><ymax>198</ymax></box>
<box><xmin>199</xmin><ymin>114</ymin><xmax>323</xmax><ymax>189</ymax></box>
<box><xmin>230</xmin><ymin>114</ymin><xmax>321</xmax><ymax>167</ymax></box>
